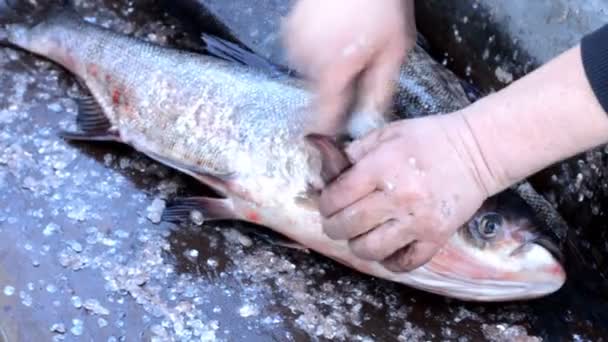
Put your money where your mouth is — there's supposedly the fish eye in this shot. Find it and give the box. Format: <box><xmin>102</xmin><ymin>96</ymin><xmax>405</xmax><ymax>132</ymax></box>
<box><xmin>477</xmin><ymin>213</ymin><xmax>503</xmax><ymax>239</ymax></box>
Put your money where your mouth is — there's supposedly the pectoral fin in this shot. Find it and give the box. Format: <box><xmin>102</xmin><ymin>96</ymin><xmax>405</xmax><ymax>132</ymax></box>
<box><xmin>59</xmin><ymin>94</ymin><xmax>120</xmax><ymax>142</ymax></box>
<box><xmin>161</xmin><ymin>196</ymin><xmax>237</xmax><ymax>223</ymax></box>
<box><xmin>142</xmin><ymin>149</ymin><xmax>236</xmax><ymax>197</ymax></box>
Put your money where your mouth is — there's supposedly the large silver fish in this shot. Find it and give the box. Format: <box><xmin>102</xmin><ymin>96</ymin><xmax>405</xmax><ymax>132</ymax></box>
<box><xmin>2</xmin><ymin>7</ymin><xmax>566</xmax><ymax>301</ymax></box>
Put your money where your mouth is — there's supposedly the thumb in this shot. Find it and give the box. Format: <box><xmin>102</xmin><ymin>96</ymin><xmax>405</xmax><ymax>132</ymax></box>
<box><xmin>345</xmin><ymin>123</ymin><xmax>401</xmax><ymax>162</ymax></box>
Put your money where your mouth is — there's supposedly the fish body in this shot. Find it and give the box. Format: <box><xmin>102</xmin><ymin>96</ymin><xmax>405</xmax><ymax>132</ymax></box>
<box><xmin>3</xmin><ymin>8</ymin><xmax>566</xmax><ymax>301</ymax></box>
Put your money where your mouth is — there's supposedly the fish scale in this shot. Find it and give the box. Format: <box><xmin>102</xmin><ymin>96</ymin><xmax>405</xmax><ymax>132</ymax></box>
<box><xmin>1</xmin><ymin>6</ymin><xmax>567</xmax><ymax>301</ymax></box>
<box><xmin>22</xmin><ymin>10</ymin><xmax>314</xmax><ymax>186</ymax></box>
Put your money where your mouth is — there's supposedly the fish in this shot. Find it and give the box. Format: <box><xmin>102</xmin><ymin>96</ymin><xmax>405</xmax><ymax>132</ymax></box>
<box><xmin>0</xmin><ymin>5</ymin><xmax>566</xmax><ymax>301</ymax></box>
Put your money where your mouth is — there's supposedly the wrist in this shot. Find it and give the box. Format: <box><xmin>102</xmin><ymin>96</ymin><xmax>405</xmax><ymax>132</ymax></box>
<box><xmin>435</xmin><ymin>112</ymin><xmax>497</xmax><ymax>198</ymax></box>
<box><xmin>458</xmin><ymin>45</ymin><xmax>608</xmax><ymax>195</ymax></box>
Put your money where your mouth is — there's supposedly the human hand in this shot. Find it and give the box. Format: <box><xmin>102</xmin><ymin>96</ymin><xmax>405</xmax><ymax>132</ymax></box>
<box><xmin>282</xmin><ymin>0</ymin><xmax>417</xmax><ymax>137</ymax></box>
<box><xmin>318</xmin><ymin>113</ymin><xmax>495</xmax><ymax>272</ymax></box>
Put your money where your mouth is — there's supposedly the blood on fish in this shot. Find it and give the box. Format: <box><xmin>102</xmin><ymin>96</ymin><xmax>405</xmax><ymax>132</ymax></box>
<box><xmin>246</xmin><ymin>211</ymin><xmax>260</xmax><ymax>223</ymax></box>
<box><xmin>86</xmin><ymin>63</ymin><xmax>99</xmax><ymax>78</ymax></box>
<box><xmin>549</xmin><ymin>264</ymin><xmax>564</xmax><ymax>276</ymax></box>
<box><xmin>63</xmin><ymin>54</ymin><xmax>76</xmax><ymax>71</ymax></box>
<box><xmin>112</xmin><ymin>89</ymin><xmax>121</xmax><ymax>105</ymax></box>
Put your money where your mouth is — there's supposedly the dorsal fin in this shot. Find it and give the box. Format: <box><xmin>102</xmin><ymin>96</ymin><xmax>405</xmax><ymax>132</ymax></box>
<box><xmin>200</xmin><ymin>33</ymin><xmax>299</xmax><ymax>78</ymax></box>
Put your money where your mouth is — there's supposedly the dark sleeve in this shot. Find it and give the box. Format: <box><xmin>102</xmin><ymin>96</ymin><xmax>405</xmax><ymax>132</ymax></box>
<box><xmin>581</xmin><ymin>24</ymin><xmax>608</xmax><ymax>113</ymax></box>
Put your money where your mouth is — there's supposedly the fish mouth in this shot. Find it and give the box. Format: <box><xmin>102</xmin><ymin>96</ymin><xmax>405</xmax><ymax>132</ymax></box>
<box><xmin>511</xmin><ymin>236</ymin><xmax>565</xmax><ymax>265</ymax></box>
<box><xmin>409</xmin><ymin>266</ymin><xmax>564</xmax><ymax>302</ymax></box>
<box><xmin>409</xmin><ymin>242</ymin><xmax>566</xmax><ymax>302</ymax></box>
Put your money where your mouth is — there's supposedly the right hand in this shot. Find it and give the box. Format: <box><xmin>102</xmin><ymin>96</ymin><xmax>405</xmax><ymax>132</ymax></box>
<box><xmin>282</xmin><ymin>0</ymin><xmax>417</xmax><ymax>136</ymax></box>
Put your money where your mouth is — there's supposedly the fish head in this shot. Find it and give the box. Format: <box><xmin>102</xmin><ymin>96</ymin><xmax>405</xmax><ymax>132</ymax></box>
<box><xmin>304</xmin><ymin>134</ymin><xmax>565</xmax><ymax>301</ymax></box>
<box><xmin>417</xmin><ymin>190</ymin><xmax>566</xmax><ymax>301</ymax></box>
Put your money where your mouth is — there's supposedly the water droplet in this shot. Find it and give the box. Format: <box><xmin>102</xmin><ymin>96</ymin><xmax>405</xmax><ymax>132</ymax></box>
<box><xmin>238</xmin><ymin>303</ymin><xmax>259</xmax><ymax>317</ymax></box>
<box><xmin>207</xmin><ymin>258</ymin><xmax>218</xmax><ymax>268</ymax></box>
<box><xmin>98</xmin><ymin>318</ymin><xmax>108</xmax><ymax>328</ymax></box>
<box><xmin>146</xmin><ymin>198</ymin><xmax>165</xmax><ymax>224</ymax></box>
<box><xmin>83</xmin><ymin>299</ymin><xmax>110</xmax><ymax>315</ymax></box>
<box><xmin>67</xmin><ymin>241</ymin><xmax>83</xmax><ymax>253</ymax></box>
<box><xmin>184</xmin><ymin>249</ymin><xmax>199</xmax><ymax>263</ymax></box>
<box><xmin>190</xmin><ymin>210</ymin><xmax>204</xmax><ymax>226</ymax></box>
<box><xmin>70</xmin><ymin>319</ymin><xmax>84</xmax><ymax>336</ymax></box>
<box><xmin>20</xmin><ymin>291</ymin><xmax>32</xmax><ymax>306</ymax></box>
<box><xmin>50</xmin><ymin>323</ymin><xmax>66</xmax><ymax>334</ymax></box>
<box><xmin>46</xmin><ymin>284</ymin><xmax>57</xmax><ymax>293</ymax></box>
<box><xmin>3</xmin><ymin>285</ymin><xmax>15</xmax><ymax>296</ymax></box>
<box><xmin>103</xmin><ymin>153</ymin><xmax>114</xmax><ymax>166</ymax></box>
<box><xmin>71</xmin><ymin>296</ymin><xmax>82</xmax><ymax>308</ymax></box>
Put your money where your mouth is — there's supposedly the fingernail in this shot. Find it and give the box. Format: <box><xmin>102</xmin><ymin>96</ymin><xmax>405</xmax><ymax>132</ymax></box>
<box><xmin>321</xmin><ymin>220</ymin><xmax>340</xmax><ymax>240</ymax></box>
<box><xmin>382</xmin><ymin>259</ymin><xmax>411</xmax><ymax>273</ymax></box>
<box><xmin>381</xmin><ymin>245</ymin><xmax>413</xmax><ymax>273</ymax></box>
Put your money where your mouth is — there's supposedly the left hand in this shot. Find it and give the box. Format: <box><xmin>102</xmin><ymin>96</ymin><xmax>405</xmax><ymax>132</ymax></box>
<box><xmin>318</xmin><ymin>113</ymin><xmax>493</xmax><ymax>272</ymax></box>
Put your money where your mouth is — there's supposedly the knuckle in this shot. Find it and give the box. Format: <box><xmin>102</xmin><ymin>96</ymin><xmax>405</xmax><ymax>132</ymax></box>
<box><xmin>350</xmin><ymin>235</ymin><xmax>384</xmax><ymax>261</ymax></box>
<box><xmin>393</xmin><ymin>186</ymin><xmax>422</xmax><ymax>204</ymax></box>
<box><xmin>318</xmin><ymin>193</ymin><xmax>337</xmax><ymax>217</ymax></box>
<box><xmin>377</xmin><ymin>125</ymin><xmax>400</xmax><ymax>142</ymax></box>
<box><xmin>321</xmin><ymin>217</ymin><xmax>343</xmax><ymax>240</ymax></box>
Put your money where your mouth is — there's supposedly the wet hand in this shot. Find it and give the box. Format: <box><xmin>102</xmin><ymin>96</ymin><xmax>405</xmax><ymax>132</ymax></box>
<box><xmin>319</xmin><ymin>113</ymin><xmax>493</xmax><ymax>272</ymax></box>
<box><xmin>282</xmin><ymin>0</ymin><xmax>416</xmax><ymax>136</ymax></box>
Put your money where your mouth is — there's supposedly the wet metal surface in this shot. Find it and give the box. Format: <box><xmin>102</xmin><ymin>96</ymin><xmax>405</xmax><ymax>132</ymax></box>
<box><xmin>415</xmin><ymin>0</ymin><xmax>608</xmax><ymax>91</ymax></box>
<box><xmin>0</xmin><ymin>1</ymin><xmax>607</xmax><ymax>341</ymax></box>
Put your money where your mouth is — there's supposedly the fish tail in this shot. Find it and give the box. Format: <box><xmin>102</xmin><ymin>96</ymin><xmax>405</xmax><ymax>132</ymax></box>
<box><xmin>1</xmin><ymin>0</ymin><xmax>81</xmax><ymax>55</ymax></box>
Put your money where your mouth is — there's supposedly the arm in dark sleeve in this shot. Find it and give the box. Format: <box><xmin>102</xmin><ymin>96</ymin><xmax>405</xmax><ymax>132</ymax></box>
<box><xmin>581</xmin><ymin>24</ymin><xmax>608</xmax><ymax>113</ymax></box>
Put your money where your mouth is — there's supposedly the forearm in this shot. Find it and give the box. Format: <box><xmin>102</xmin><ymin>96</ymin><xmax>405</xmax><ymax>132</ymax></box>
<box><xmin>460</xmin><ymin>30</ymin><xmax>608</xmax><ymax>195</ymax></box>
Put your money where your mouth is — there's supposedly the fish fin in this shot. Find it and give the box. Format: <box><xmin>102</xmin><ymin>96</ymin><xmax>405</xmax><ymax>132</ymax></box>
<box><xmin>305</xmin><ymin>134</ymin><xmax>352</xmax><ymax>183</ymax></box>
<box><xmin>58</xmin><ymin>94</ymin><xmax>119</xmax><ymax>142</ymax></box>
<box><xmin>73</xmin><ymin>95</ymin><xmax>112</xmax><ymax>133</ymax></box>
<box><xmin>458</xmin><ymin>79</ymin><xmax>483</xmax><ymax>102</ymax></box>
<box><xmin>255</xmin><ymin>233</ymin><xmax>309</xmax><ymax>251</ymax></box>
<box><xmin>221</xmin><ymin>222</ymin><xmax>309</xmax><ymax>251</ymax></box>
<box><xmin>162</xmin><ymin>196</ymin><xmax>236</xmax><ymax>223</ymax></box>
<box><xmin>415</xmin><ymin>32</ymin><xmax>432</xmax><ymax>52</ymax></box>
<box><xmin>268</xmin><ymin>239</ymin><xmax>309</xmax><ymax>251</ymax></box>
<box><xmin>201</xmin><ymin>33</ymin><xmax>298</xmax><ymax>78</ymax></box>
<box><xmin>59</xmin><ymin>130</ymin><xmax>120</xmax><ymax>142</ymax></box>
<box><xmin>142</xmin><ymin>149</ymin><xmax>236</xmax><ymax>197</ymax></box>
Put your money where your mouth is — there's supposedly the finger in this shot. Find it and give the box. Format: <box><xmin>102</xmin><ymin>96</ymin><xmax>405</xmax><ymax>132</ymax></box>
<box><xmin>355</xmin><ymin>34</ymin><xmax>408</xmax><ymax>117</ymax></box>
<box><xmin>309</xmin><ymin>54</ymin><xmax>370</xmax><ymax>135</ymax></box>
<box><xmin>318</xmin><ymin>155</ymin><xmax>378</xmax><ymax>217</ymax></box>
<box><xmin>344</xmin><ymin>120</ymin><xmax>403</xmax><ymax>162</ymax></box>
<box><xmin>348</xmin><ymin>218</ymin><xmax>415</xmax><ymax>261</ymax></box>
<box><xmin>381</xmin><ymin>241</ymin><xmax>439</xmax><ymax>273</ymax></box>
<box><xmin>345</xmin><ymin>39</ymin><xmax>408</xmax><ymax>140</ymax></box>
<box><xmin>281</xmin><ymin>0</ymin><xmax>330</xmax><ymax>72</ymax></box>
<box><xmin>322</xmin><ymin>190</ymin><xmax>392</xmax><ymax>240</ymax></box>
